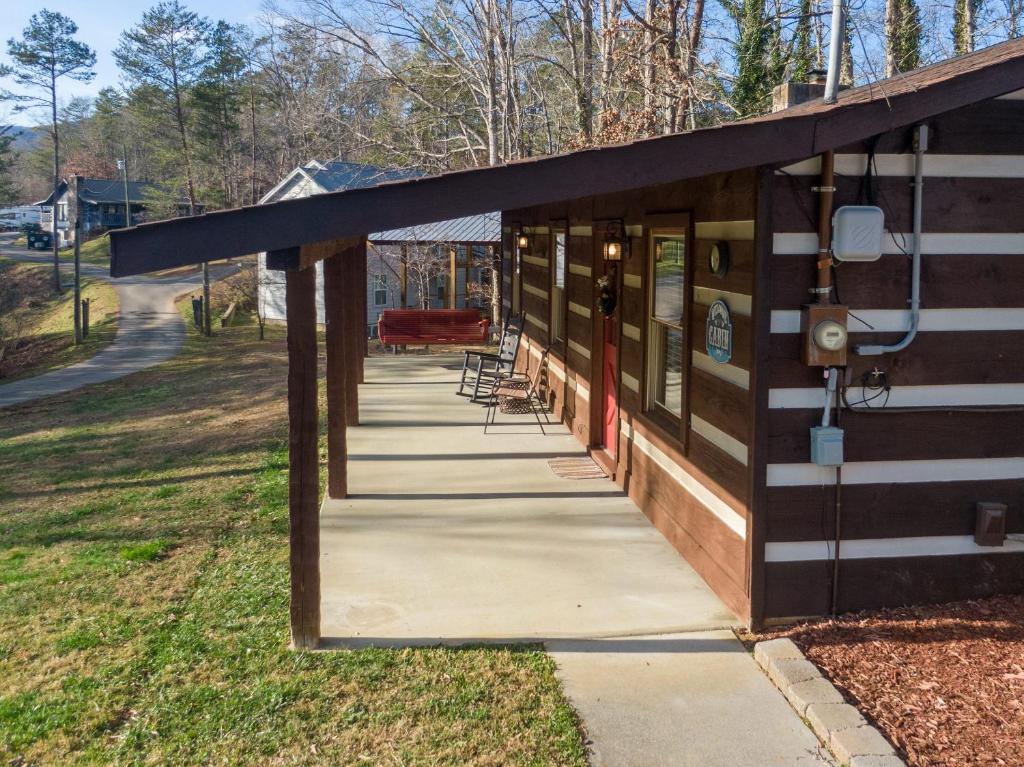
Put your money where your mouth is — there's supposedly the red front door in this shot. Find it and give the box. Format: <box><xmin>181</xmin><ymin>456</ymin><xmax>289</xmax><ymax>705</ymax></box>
<box><xmin>602</xmin><ymin>300</ymin><xmax>619</xmax><ymax>459</ymax></box>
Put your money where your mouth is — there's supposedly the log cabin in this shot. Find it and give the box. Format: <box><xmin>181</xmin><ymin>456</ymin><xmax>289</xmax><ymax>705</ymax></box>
<box><xmin>109</xmin><ymin>39</ymin><xmax>1024</xmax><ymax>646</ymax></box>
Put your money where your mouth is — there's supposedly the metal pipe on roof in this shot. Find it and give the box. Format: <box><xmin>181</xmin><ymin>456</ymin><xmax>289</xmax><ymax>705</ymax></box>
<box><xmin>824</xmin><ymin>0</ymin><xmax>845</xmax><ymax>104</ymax></box>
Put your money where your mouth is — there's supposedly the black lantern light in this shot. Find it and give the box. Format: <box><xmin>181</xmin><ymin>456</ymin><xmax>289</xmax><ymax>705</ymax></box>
<box><xmin>602</xmin><ymin>220</ymin><xmax>626</xmax><ymax>261</ymax></box>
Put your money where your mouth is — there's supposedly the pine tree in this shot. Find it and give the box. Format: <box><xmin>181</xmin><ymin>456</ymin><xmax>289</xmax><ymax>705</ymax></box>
<box><xmin>0</xmin><ymin>10</ymin><xmax>95</xmax><ymax>295</ymax></box>
<box><xmin>116</xmin><ymin>1</ymin><xmax>214</xmax><ymax>335</ymax></box>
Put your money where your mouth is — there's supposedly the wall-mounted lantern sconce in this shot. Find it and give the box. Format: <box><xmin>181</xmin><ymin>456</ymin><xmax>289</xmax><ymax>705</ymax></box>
<box><xmin>602</xmin><ymin>220</ymin><xmax>626</xmax><ymax>261</ymax></box>
<box><xmin>515</xmin><ymin>229</ymin><xmax>530</xmax><ymax>254</ymax></box>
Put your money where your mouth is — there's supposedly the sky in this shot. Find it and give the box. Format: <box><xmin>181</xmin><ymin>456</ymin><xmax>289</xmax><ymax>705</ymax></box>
<box><xmin>0</xmin><ymin>0</ymin><xmax>268</xmax><ymax>120</ymax></box>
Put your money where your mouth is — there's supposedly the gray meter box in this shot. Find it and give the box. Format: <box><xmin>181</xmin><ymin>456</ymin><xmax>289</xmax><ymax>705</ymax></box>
<box><xmin>810</xmin><ymin>425</ymin><xmax>844</xmax><ymax>466</ymax></box>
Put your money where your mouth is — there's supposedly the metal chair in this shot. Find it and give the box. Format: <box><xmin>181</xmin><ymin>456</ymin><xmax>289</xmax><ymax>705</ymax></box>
<box><xmin>457</xmin><ymin>312</ymin><xmax>523</xmax><ymax>401</ymax></box>
<box><xmin>483</xmin><ymin>347</ymin><xmax>551</xmax><ymax>434</ymax></box>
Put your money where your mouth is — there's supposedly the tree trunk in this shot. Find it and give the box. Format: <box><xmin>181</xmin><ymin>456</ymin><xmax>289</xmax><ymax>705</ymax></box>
<box><xmin>884</xmin><ymin>0</ymin><xmax>897</xmax><ymax>76</ymax></box>
<box><xmin>581</xmin><ymin>0</ymin><xmax>594</xmax><ymax>140</ymax></box>
<box><xmin>50</xmin><ymin>75</ymin><xmax>61</xmax><ymax>295</ymax></box>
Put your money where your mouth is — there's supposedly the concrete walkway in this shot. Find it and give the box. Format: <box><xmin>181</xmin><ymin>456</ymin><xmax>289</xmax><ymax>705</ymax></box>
<box><xmin>322</xmin><ymin>355</ymin><xmax>833</xmax><ymax>766</ymax></box>
<box><xmin>0</xmin><ymin>233</ymin><xmax>233</xmax><ymax>409</ymax></box>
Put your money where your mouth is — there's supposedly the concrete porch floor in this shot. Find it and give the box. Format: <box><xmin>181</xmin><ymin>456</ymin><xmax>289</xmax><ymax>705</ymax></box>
<box><xmin>319</xmin><ymin>354</ymin><xmax>832</xmax><ymax>766</ymax></box>
<box><xmin>320</xmin><ymin>353</ymin><xmax>737</xmax><ymax>641</ymax></box>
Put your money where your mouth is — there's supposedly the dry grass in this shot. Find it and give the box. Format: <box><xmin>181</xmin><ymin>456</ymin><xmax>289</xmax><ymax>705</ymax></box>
<box><xmin>0</xmin><ymin>317</ymin><xmax>585</xmax><ymax>766</ymax></box>
<box><xmin>0</xmin><ymin>260</ymin><xmax>118</xmax><ymax>380</ymax></box>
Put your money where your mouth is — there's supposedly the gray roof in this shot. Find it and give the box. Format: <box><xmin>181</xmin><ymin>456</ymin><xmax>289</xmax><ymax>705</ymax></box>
<box><xmin>282</xmin><ymin>160</ymin><xmax>499</xmax><ymax>245</ymax></box>
<box><xmin>37</xmin><ymin>177</ymin><xmax>186</xmax><ymax>206</ymax></box>
<box><xmin>305</xmin><ymin>161</ymin><xmax>421</xmax><ymax>191</ymax></box>
<box><xmin>371</xmin><ymin>211</ymin><xmax>500</xmax><ymax>245</ymax></box>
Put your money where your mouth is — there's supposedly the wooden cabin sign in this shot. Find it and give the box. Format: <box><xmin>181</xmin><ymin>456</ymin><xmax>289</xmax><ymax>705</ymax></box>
<box><xmin>705</xmin><ymin>299</ymin><xmax>732</xmax><ymax>364</ymax></box>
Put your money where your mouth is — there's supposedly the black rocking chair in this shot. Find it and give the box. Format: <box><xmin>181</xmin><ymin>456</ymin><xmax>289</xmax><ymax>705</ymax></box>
<box><xmin>457</xmin><ymin>312</ymin><xmax>523</xmax><ymax>401</ymax></box>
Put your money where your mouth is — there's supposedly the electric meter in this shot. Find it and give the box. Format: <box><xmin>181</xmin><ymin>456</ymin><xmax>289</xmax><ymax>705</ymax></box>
<box><xmin>813</xmin><ymin>319</ymin><xmax>848</xmax><ymax>351</ymax></box>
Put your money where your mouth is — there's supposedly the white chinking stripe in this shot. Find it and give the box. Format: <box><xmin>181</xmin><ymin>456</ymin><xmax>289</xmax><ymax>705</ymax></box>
<box><xmin>690</xmin><ymin>415</ymin><xmax>749</xmax><ymax>465</ymax></box>
<box><xmin>695</xmin><ymin>220</ymin><xmax>755</xmax><ymax>241</ymax></box>
<box><xmin>771</xmin><ymin>308</ymin><xmax>1024</xmax><ymax>334</ymax></box>
<box><xmin>621</xmin><ymin>420</ymin><xmax>747</xmax><ymax>539</ymax></box>
<box><xmin>565</xmin><ymin>375</ymin><xmax>590</xmax><ymax>400</ymax></box>
<box><xmin>524</xmin><ymin>312</ymin><xmax>548</xmax><ymax>331</ymax></box>
<box><xmin>623</xmin><ymin>273</ymin><xmax>642</xmax><ymax>289</ymax></box>
<box><xmin>777</xmin><ymin>154</ymin><xmax>1024</xmax><ymax>178</ymax></box>
<box><xmin>622</xmin><ymin>322</ymin><xmax>642</xmax><ymax>342</ymax></box>
<box><xmin>693</xmin><ymin>287</ymin><xmax>752</xmax><ymax>316</ymax></box>
<box><xmin>568</xmin><ymin>301</ymin><xmax>591</xmax><ymax>319</ymax></box>
<box><xmin>770</xmin><ymin>383</ymin><xmax>1024</xmax><ymax>409</ymax></box>
<box><xmin>775</xmin><ymin>232</ymin><xmax>1024</xmax><ymax>255</ymax></box>
<box><xmin>625</xmin><ymin>224</ymin><xmax>643</xmax><ymax>237</ymax></box>
<box><xmin>692</xmin><ymin>351</ymin><xmax>749</xmax><ymax>390</ymax></box>
<box><xmin>568</xmin><ymin>339</ymin><xmax>591</xmax><ymax>359</ymax></box>
<box><xmin>767</xmin><ymin>457</ymin><xmax>1024</xmax><ymax>487</ymax></box>
<box><xmin>766</xmin><ymin>535</ymin><xmax>1024</xmax><ymax>562</ymax></box>
<box><xmin>523</xmin><ymin>283</ymin><xmax>549</xmax><ymax>300</ymax></box>
<box><xmin>522</xmin><ymin>255</ymin><xmax>549</xmax><ymax>267</ymax></box>
<box><xmin>570</xmin><ymin>225</ymin><xmax>593</xmax><ymax>236</ymax></box>
<box><xmin>568</xmin><ymin>263</ymin><xmax>592</xmax><ymax>277</ymax></box>
<box><xmin>621</xmin><ymin>371</ymin><xmax>641</xmax><ymax>393</ymax></box>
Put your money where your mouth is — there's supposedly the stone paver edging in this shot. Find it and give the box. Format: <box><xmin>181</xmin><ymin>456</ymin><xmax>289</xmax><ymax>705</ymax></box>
<box><xmin>754</xmin><ymin>638</ymin><xmax>906</xmax><ymax>767</ymax></box>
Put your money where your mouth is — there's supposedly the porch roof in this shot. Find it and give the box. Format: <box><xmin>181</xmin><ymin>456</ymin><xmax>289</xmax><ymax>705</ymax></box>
<box><xmin>109</xmin><ymin>37</ymin><xmax>1024</xmax><ymax>277</ymax></box>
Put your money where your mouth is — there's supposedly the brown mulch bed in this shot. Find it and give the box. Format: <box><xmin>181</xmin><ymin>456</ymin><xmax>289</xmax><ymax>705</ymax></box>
<box><xmin>752</xmin><ymin>595</ymin><xmax>1024</xmax><ymax>766</ymax></box>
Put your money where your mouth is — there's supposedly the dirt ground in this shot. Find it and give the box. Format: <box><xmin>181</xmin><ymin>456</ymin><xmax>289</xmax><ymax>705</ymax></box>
<box><xmin>754</xmin><ymin>595</ymin><xmax>1024</xmax><ymax>766</ymax></box>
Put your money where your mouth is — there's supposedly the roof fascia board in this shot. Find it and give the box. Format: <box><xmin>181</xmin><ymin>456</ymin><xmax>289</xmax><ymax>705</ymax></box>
<box><xmin>810</xmin><ymin>55</ymin><xmax>1024</xmax><ymax>153</ymax></box>
<box><xmin>110</xmin><ymin>116</ymin><xmax>819</xmax><ymax>276</ymax></box>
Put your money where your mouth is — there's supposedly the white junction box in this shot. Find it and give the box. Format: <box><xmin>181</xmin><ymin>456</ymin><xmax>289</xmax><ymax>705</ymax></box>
<box><xmin>832</xmin><ymin>205</ymin><xmax>885</xmax><ymax>262</ymax></box>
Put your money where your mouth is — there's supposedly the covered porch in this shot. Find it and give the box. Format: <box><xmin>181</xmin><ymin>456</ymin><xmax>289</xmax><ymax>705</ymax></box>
<box><xmin>320</xmin><ymin>353</ymin><xmax>735</xmax><ymax>645</ymax></box>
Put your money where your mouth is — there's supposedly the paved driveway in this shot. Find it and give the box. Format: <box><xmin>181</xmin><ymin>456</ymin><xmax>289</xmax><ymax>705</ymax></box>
<box><xmin>0</xmin><ymin>233</ymin><xmax>234</xmax><ymax>409</ymax></box>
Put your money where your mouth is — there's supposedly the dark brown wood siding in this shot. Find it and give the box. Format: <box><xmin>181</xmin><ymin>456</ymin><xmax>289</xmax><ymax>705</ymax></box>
<box><xmin>505</xmin><ymin>169</ymin><xmax>762</xmax><ymax>624</ymax></box>
<box><xmin>764</xmin><ymin>95</ymin><xmax>1024</xmax><ymax>620</ymax></box>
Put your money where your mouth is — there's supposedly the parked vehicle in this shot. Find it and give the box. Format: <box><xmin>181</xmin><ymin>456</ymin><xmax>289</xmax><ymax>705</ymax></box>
<box><xmin>23</xmin><ymin>224</ymin><xmax>52</xmax><ymax>250</ymax></box>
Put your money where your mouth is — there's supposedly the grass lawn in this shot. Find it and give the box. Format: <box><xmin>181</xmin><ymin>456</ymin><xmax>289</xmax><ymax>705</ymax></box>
<box><xmin>0</xmin><ymin>261</ymin><xmax>119</xmax><ymax>381</ymax></box>
<box><xmin>0</xmin><ymin>316</ymin><xmax>586</xmax><ymax>766</ymax></box>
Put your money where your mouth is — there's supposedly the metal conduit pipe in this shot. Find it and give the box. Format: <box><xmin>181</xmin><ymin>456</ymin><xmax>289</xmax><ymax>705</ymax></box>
<box><xmin>856</xmin><ymin>123</ymin><xmax>928</xmax><ymax>356</ymax></box>
<box><xmin>823</xmin><ymin>0</ymin><xmax>844</xmax><ymax>104</ymax></box>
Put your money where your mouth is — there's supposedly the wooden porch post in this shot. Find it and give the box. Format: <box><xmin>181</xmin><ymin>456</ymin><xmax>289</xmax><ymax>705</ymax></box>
<box><xmin>449</xmin><ymin>246</ymin><xmax>458</xmax><ymax>309</ymax></box>
<box><xmin>285</xmin><ymin>265</ymin><xmax>320</xmax><ymax>650</ymax></box>
<box><xmin>342</xmin><ymin>241</ymin><xmax>362</xmax><ymax>426</ymax></box>
<box><xmin>356</xmin><ymin>238</ymin><xmax>367</xmax><ymax>383</ymax></box>
<box><xmin>323</xmin><ymin>254</ymin><xmax>348</xmax><ymax>500</ymax></box>
<box><xmin>399</xmin><ymin>245</ymin><xmax>408</xmax><ymax>308</ymax></box>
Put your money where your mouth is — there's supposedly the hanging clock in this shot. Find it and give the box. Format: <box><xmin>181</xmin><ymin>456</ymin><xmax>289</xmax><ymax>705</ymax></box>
<box><xmin>709</xmin><ymin>241</ymin><xmax>730</xmax><ymax>279</ymax></box>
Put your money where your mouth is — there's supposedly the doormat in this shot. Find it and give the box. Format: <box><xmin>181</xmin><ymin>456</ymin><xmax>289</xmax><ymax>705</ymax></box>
<box><xmin>548</xmin><ymin>457</ymin><xmax>608</xmax><ymax>480</ymax></box>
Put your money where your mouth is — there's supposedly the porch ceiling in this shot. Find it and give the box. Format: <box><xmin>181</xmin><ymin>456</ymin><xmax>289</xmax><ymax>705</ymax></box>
<box><xmin>319</xmin><ymin>355</ymin><xmax>736</xmax><ymax>644</ymax></box>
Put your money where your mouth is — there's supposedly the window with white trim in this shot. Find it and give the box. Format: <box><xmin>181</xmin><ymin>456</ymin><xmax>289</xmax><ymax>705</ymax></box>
<box><xmin>550</xmin><ymin>227</ymin><xmax>566</xmax><ymax>342</ymax></box>
<box><xmin>646</xmin><ymin>229</ymin><xmax>687</xmax><ymax>423</ymax></box>
<box><xmin>373</xmin><ymin>274</ymin><xmax>388</xmax><ymax>306</ymax></box>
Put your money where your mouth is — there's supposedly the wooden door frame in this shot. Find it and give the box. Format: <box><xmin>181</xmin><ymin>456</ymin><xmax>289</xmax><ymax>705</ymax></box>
<box><xmin>588</xmin><ymin>220</ymin><xmax>624</xmax><ymax>477</ymax></box>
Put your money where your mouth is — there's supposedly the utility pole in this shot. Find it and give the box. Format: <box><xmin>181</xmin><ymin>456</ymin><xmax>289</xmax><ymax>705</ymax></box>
<box><xmin>118</xmin><ymin>147</ymin><xmax>131</xmax><ymax>227</ymax></box>
<box><xmin>71</xmin><ymin>175</ymin><xmax>82</xmax><ymax>344</ymax></box>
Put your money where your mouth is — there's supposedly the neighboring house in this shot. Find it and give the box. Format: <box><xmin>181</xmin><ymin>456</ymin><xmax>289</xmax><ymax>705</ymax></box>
<box><xmin>37</xmin><ymin>176</ymin><xmax>197</xmax><ymax>247</ymax></box>
<box><xmin>110</xmin><ymin>39</ymin><xmax>1024</xmax><ymax>635</ymax></box>
<box><xmin>256</xmin><ymin>160</ymin><xmax>500</xmax><ymax>337</ymax></box>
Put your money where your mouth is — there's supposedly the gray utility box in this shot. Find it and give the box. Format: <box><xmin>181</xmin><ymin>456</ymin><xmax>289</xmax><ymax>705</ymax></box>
<box><xmin>810</xmin><ymin>425</ymin><xmax>844</xmax><ymax>466</ymax></box>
